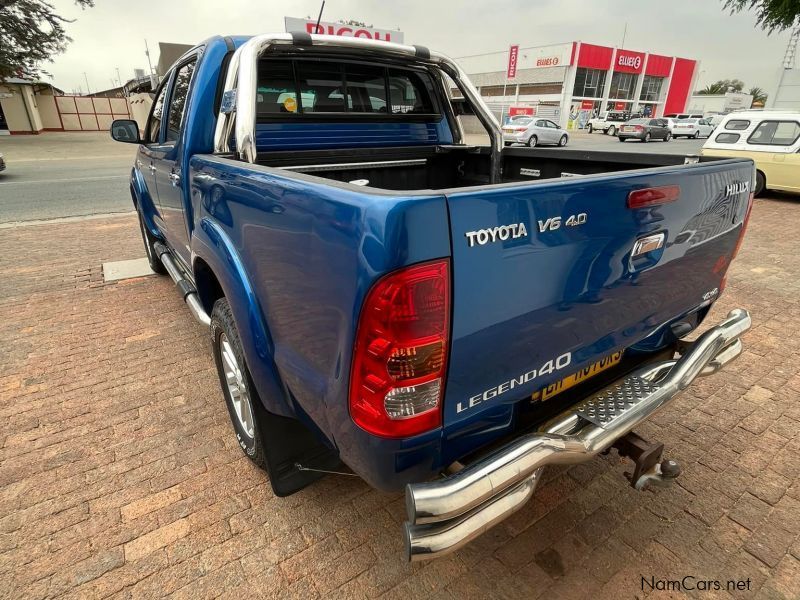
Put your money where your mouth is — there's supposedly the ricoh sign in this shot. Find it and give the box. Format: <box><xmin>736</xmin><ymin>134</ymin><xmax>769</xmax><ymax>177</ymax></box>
<box><xmin>284</xmin><ymin>17</ymin><xmax>404</xmax><ymax>44</ymax></box>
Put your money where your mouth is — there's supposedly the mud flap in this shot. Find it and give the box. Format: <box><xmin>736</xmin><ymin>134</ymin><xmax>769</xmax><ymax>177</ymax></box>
<box><xmin>257</xmin><ymin>408</ymin><xmax>343</xmax><ymax>497</ymax></box>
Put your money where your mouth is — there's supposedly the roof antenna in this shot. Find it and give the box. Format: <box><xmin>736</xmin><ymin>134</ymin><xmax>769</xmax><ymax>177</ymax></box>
<box><xmin>314</xmin><ymin>1</ymin><xmax>326</xmax><ymax>34</ymax></box>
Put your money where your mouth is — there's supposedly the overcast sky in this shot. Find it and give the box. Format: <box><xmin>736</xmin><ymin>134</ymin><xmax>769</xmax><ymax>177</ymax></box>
<box><xmin>48</xmin><ymin>0</ymin><xmax>789</xmax><ymax>94</ymax></box>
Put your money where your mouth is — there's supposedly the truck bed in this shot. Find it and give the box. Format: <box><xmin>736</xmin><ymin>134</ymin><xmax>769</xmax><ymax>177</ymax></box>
<box><xmin>252</xmin><ymin>145</ymin><xmax>719</xmax><ymax>191</ymax></box>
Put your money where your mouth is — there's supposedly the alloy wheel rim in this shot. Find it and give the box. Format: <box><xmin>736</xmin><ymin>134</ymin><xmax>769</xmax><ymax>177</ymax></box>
<box><xmin>220</xmin><ymin>333</ymin><xmax>255</xmax><ymax>438</ymax></box>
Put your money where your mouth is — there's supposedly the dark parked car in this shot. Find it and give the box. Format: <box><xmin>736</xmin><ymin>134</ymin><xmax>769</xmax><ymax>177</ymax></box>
<box><xmin>618</xmin><ymin>118</ymin><xmax>671</xmax><ymax>142</ymax></box>
<box><xmin>0</xmin><ymin>152</ymin><xmax>5</xmax><ymax>173</ymax></box>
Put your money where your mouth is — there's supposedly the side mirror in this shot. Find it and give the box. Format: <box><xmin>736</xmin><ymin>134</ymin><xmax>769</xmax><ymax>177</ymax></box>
<box><xmin>110</xmin><ymin>119</ymin><xmax>141</xmax><ymax>144</ymax></box>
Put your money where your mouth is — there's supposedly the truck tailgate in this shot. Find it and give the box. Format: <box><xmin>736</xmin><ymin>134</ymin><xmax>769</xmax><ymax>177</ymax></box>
<box><xmin>443</xmin><ymin>159</ymin><xmax>753</xmax><ymax>427</ymax></box>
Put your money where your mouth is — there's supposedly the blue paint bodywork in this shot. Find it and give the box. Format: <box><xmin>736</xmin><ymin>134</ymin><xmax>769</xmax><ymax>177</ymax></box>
<box><xmin>127</xmin><ymin>35</ymin><xmax>754</xmax><ymax>491</ymax></box>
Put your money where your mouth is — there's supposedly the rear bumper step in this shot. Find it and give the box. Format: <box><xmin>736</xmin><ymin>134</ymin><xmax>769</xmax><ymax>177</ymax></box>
<box><xmin>404</xmin><ymin>308</ymin><xmax>751</xmax><ymax>561</ymax></box>
<box><xmin>153</xmin><ymin>242</ymin><xmax>211</xmax><ymax>327</ymax></box>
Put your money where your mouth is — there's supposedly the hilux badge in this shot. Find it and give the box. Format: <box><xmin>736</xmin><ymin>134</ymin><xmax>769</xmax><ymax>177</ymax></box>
<box><xmin>465</xmin><ymin>223</ymin><xmax>528</xmax><ymax>247</ymax></box>
<box><xmin>724</xmin><ymin>181</ymin><xmax>749</xmax><ymax>197</ymax></box>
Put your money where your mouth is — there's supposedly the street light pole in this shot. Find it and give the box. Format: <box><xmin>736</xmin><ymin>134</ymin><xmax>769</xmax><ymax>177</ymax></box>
<box><xmin>83</xmin><ymin>72</ymin><xmax>91</xmax><ymax>95</ymax></box>
<box><xmin>144</xmin><ymin>40</ymin><xmax>157</xmax><ymax>88</ymax></box>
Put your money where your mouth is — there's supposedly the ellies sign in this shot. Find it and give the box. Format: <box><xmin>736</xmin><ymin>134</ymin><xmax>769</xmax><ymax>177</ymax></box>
<box><xmin>615</xmin><ymin>49</ymin><xmax>645</xmax><ymax>74</ymax></box>
<box><xmin>507</xmin><ymin>45</ymin><xmax>520</xmax><ymax>79</ymax></box>
<box><xmin>284</xmin><ymin>17</ymin><xmax>404</xmax><ymax>44</ymax></box>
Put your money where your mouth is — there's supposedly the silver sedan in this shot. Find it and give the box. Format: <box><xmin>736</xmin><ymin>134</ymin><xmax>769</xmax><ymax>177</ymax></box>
<box><xmin>502</xmin><ymin>117</ymin><xmax>569</xmax><ymax>147</ymax></box>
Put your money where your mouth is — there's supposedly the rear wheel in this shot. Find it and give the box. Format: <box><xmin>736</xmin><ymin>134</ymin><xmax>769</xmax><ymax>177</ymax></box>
<box><xmin>211</xmin><ymin>298</ymin><xmax>267</xmax><ymax>469</ymax></box>
<box><xmin>587</xmin><ymin>124</ymin><xmax>593</xmax><ymax>133</ymax></box>
<box><xmin>136</xmin><ymin>209</ymin><xmax>166</xmax><ymax>275</ymax></box>
<box><xmin>607</xmin><ymin>126</ymin><xmax>616</xmax><ymax>136</ymax></box>
<box><xmin>559</xmin><ymin>134</ymin><xmax>568</xmax><ymax>147</ymax></box>
<box><xmin>644</xmin><ymin>132</ymin><xmax>651</xmax><ymax>143</ymax></box>
<box><xmin>528</xmin><ymin>135</ymin><xmax>538</xmax><ymax>147</ymax></box>
<box><xmin>664</xmin><ymin>132</ymin><xmax>672</xmax><ymax>142</ymax></box>
<box><xmin>754</xmin><ymin>171</ymin><xmax>766</xmax><ymax>197</ymax></box>
<box><xmin>692</xmin><ymin>131</ymin><xmax>699</xmax><ymax>139</ymax></box>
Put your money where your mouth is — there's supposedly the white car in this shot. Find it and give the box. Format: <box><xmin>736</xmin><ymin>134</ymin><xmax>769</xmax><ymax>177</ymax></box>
<box><xmin>672</xmin><ymin>118</ymin><xmax>715</xmax><ymax>139</ymax></box>
<box><xmin>586</xmin><ymin>111</ymin><xmax>628</xmax><ymax>136</ymax></box>
<box><xmin>502</xmin><ymin>117</ymin><xmax>569</xmax><ymax>147</ymax></box>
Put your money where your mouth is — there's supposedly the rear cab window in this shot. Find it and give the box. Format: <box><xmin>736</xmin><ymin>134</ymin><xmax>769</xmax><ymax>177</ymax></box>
<box><xmin>256</xmin><ymin>58</ymin><xmax>439</xmax><ymax>119</ymax></box>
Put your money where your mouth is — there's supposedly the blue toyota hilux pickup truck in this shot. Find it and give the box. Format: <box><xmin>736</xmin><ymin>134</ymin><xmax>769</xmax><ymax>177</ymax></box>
<box><xmin>111</xmin><ymin>33</ymin><xmax>754</xmax><ymax>561</ymax></box>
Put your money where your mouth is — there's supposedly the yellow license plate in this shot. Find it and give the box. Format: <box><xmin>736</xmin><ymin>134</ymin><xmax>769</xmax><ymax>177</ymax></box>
<box><xmin>532</xmin><ymin>351</ymin><xmax>624</xmax><ymax>402</ymax></box>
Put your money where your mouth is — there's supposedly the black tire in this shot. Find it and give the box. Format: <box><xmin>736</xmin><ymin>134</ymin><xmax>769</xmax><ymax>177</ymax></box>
<box><xmin>754</xmin><ymin>171</ymin><xmax>766</xmax><ymax>197</ymax></box>
<box><xmin>136</xmin><ymin>209</ymin><xmax>166</xmax><ymax>274</ymax></box>
<box><xmin>607</xmin><ymin>126</ymin><xmax>616</xmax><ymax>136</ymax></box>
<box><xmin>211</xmin><ymin>298</ymin><xmax>268</xmax><ymax>469</ymax></box>
<box><xmin>643</xmin><ymin>132</ymin><xmax>651</xmax><ymax>143</ymax></box>
<box><xmin>559</xmin><ymin>134</ymin><xmax>568</xmax><ymax>147</ymax></box>
<box><xmin>692</xmin><ymin>131</ymin><xmax>699</xmax><ymax>139</ymax></box>
<box><xmin>587</xmin><ymin>124</ymin><xmax>593</xmax><ymax>133</ymax></box>
<box><xmin>528</xmin><ymin>135</ymin><xmax>538</xmax><ymax>147</ymax></box>
<box><xmin>664</xmin><ymin>132</ymin><xmax>672</xmax><ymax>142</ymax></box>
<box><xmin>618</xmin><ymin>137</ymin><xmax>626</xmax><ymax>142</ymax></box>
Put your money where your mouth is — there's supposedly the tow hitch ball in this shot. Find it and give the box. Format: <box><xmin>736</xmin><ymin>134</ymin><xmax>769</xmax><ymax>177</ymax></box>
<box><xmin>612</xmin><ymin>431</ymin><xmax>682</xmax><ymax>491</ymax></box>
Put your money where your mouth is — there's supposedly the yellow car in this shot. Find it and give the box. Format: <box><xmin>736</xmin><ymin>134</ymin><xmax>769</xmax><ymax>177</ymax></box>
<box><xmin>700</xmin><ymin>111</ymin><xmax>800</xmax><ymax>196</ymax></box>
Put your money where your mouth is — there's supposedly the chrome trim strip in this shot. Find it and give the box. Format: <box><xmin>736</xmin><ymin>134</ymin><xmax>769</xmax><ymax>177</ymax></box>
<box><xmin>212</xmin><ymin>34</ymin><xmax>502</xmax><ymax>182</ymax></box>
<box><xmin>404</xmin><ymin>309</ymin><xmax>751</xmax><ymax>560</ymax></box>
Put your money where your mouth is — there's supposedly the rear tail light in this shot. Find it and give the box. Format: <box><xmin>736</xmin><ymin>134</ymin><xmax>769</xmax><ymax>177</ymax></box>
<box><xmin>635</xmin><ymin>125</ymin><xmax>644</xmax><ymax>132</ymax></box>
<box><xmin>349</xmin><ymin>260</ymin><xmax>450</xmax><ymax>438</ymax></box>
<box><xmin>627</xmin><ymin>185</ymin><xmax>681</xmax><ymax>209</ymax></box>
<box><xmin>732</xmin><ymin>192</ymin><xmax>754</xmax><ymax>259</ymax></box>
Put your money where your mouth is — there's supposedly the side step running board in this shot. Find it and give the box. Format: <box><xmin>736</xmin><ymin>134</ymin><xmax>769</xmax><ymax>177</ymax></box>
<box><xmin>153</xmin><ymin>242</ymin><xmax>211</xmax><ymax>327</ymax></box>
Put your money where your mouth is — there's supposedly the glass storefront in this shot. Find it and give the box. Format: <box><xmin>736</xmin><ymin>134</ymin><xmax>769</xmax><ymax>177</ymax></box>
<box><xmin>572</xmin><ymin>68</ymin><xmax>607</xmax><ymax>99</ymax></box>
<box><xmin>639</xmin><ymin>75</ymin><xmax>664</xmax><ymax>102</ymax></box>
<box><xmin>608</xmin><ymin>71</ymin><xmax>639</xmax><ymax>101</ymax></box>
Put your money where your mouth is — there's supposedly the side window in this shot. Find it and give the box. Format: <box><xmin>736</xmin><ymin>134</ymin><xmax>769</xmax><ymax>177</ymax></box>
<box><xmin>546</xmin><ymin>120</ymin><xmax>558</xmax><ymax>128</ymax></box>
<box><xmin>714</xmin><ymin>133</ymin><xmax>740</xmax><ymax>144</ymax></box>
<box><xmin>535</xmin><ymin>120</ymin><xmax>546</xmax><ymax>127</ymax></box>
<box><xmin>748</xmin><ymin>120</ymin><xmax>800</xmax><ymax>146</ymax></box>
<box><xmin>145</xmin><ymin>80</ymin><xmax>169</xmax><ymax>144</ymax></box>
<box><xmin>166</xmin><ymin>59</ymin><xmax>197</xmax><ymax>142</ymax></box>
<box><xmin>725</xmin><ymin>119</ymin><xmax>750</xmax><ymax>131</ymax></box>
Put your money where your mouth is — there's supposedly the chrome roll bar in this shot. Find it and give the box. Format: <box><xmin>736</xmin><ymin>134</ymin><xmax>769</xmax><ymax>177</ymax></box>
<box><xmin>212</xmin><ymin>33</ymin><xmax>503</xmax><ymax>182</ymax></box>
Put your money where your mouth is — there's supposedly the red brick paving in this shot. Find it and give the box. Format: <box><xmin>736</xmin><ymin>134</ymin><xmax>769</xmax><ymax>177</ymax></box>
<box><xmin>1</xmin><ymin>197</ymin><xmax>799</xmax><ymax>599</ymax></box>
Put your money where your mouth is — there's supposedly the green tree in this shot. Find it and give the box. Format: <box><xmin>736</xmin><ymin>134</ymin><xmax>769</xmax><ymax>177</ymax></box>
<box><xmin>0</xmin><ymin>0</ymin><xmax>94</xmax><ymax>82</ymax></box>
<box><xmin>697</xmin><ymin>78</ymin><xmax>746</xmax><ymax>94</ymax></box>
<box><xmin>748</xmin><ymin>86</ymin><xmax>768</xmax><ymax>103</ymax></box>
<box><xmin>723</xmin><ymin>0</ymin><xmax>800</xmax><ymax>33</ymax></box>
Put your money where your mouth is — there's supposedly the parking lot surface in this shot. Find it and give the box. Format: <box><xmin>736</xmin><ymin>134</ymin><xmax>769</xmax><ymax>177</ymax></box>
<box><xmin>1</xmin><ymin>136</ymin><xmax>799</xmax><ymax>599</ymax></box>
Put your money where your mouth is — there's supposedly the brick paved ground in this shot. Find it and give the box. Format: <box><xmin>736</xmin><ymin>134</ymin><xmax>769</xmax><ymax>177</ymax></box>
<box><xmin>1</xmin><ymin>197</ymin><xmax>799</xmax><ymax>599</ymax></box>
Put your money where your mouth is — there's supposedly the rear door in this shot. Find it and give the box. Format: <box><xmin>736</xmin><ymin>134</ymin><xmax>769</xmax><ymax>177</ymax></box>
<box><xmin>136</xmin><ymin>77</ymin><xmax>171</xmax><ymax>231</ymax></box>
<box><xmin>442</xmin><ymin>160</ymin><xmax>753</xmax><ymax>428</ymax></box>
